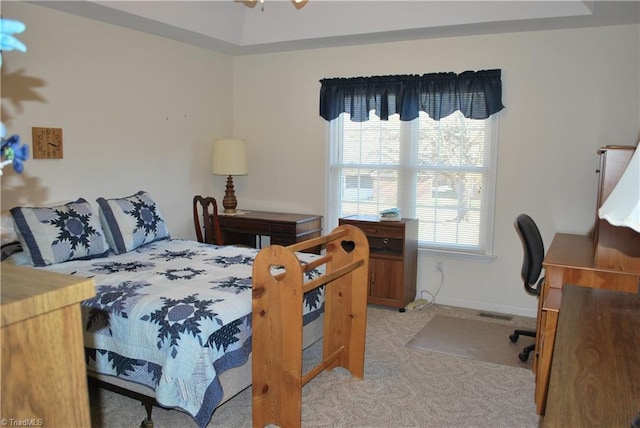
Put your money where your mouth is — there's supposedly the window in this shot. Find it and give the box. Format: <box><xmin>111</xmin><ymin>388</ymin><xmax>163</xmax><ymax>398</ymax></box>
<box><xmin>328</xmin><ymin>111</ymin><xmax>500</xmax><ymax>257</ymax></box>
<box><xmin>321</xmin><ymin>70</ymin><xmax>504</xmax><ymax>256</ymax></box>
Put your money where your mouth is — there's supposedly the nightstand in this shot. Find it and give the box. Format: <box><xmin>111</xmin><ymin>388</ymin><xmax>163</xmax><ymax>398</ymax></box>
<box><xmin>339</xmin><ymin>215</ymin><xmax>418</xmax><ymax>310</ymax></box>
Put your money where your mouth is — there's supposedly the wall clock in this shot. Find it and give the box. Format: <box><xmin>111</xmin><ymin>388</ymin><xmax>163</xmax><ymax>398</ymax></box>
<box><xmin>32</xmin><ymin>127</ymin><xmax>63</xmax><ymax>159</ymax></box>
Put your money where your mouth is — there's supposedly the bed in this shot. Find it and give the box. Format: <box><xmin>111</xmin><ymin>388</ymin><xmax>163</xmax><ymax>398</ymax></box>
<box><xmin>3</xmin><ymin>192</ymin><xmax>370</xmax><ymax>427</ymax></box>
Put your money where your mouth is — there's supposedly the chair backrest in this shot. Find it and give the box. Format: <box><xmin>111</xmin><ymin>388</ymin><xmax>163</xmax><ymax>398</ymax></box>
<box><xmin>514</xmin><ymin>213</ymin><xmax>545</xmax><ymax>296</ymax></box>
<box><xmin>193</xmin><ymin>195</ymin><xmax>223</xmax><ymax>245</ymax></box>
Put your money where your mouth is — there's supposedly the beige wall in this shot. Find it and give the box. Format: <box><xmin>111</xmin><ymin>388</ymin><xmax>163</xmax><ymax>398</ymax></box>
<box><xmin>2</xmin><ymin>2</ymin><xmax>639</xmax><ymax>316</ymax></box>
<box><xmin>1</xmin><ymin>2</ymin><xmax>234</xmax><ymax>237</ymax></box>
<box><xmin>232</xmin><ymin>25</ymin><xmax>639</xmax><ymax>316</ymax></box>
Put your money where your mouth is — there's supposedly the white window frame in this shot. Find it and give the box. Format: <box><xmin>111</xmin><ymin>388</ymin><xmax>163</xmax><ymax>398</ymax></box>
<box><xmin>326</xmin><ymin>111</ymin><xmax>500</xmax><ymax>260</ymax></box>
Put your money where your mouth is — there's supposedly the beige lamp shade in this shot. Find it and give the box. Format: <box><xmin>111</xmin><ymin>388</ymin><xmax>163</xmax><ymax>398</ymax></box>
<box><xmin>212</xmin><ymin>139</ymin><xmax>248</xmax><ymax>176</ymax></box>
<box><xmin>599</xmin><ymin>146</ymin><xmax>640</xmax><ymax>233</ymax></box>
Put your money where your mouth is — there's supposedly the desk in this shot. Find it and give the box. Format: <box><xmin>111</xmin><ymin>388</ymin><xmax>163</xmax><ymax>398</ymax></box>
<box><xmin>543</xmin><ymin>234</ymin><xmax>639</xmax><ymax>294</ymax></box>
<box><xmin>535</xmin><ymin>233</ymin><xmax>640</xmax><ymax>414</ymax></box>
<box><xmin>218</xmin><ymin>210</ymin><xmax>322</xmax><ymax>253</ymax></box>
<box><xmin>543</xmin><ymin>285</ymin><xmax>640</xmax><ymax>427</ymax></box>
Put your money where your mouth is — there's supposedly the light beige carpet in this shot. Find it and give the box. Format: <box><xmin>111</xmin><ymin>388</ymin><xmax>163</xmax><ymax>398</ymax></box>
<box><xmin>90</xmin><ymin>305</ymin><xmax>540</xmax><ymax>427</ymax></box>
<box><xmin>406</xmin><ymin>314</ymin><xmax>536</xmax><ymax>368</ymax></box>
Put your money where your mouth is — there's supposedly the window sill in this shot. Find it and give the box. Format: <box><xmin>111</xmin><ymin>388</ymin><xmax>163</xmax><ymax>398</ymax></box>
<box><xmin>418</xmin><ymin>247</ymin><xmax>497</xmax><ymax>263</ymax></box>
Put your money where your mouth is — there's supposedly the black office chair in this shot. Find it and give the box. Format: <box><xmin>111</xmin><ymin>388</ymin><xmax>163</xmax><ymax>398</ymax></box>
<box><xmin>509</xmin><ymin>213</ymin><xmax>545</xmax><ymax>362</ymax></box>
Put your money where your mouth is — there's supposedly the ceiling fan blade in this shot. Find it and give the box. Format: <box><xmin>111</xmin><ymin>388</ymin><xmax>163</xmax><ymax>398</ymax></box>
<box><xmin>292</xmin><ymin>0</ymin><xmax>309</xmax><ymax>9</ymax></box>
<box><xmin>235</xmin><ymin>0</ymin><xmax>258</xmax><ymax>9</ymax></box>
<box><xmin>235</xmin><ymin>0</ymin><xmax>308</xmax><ymax>10</ymax></box>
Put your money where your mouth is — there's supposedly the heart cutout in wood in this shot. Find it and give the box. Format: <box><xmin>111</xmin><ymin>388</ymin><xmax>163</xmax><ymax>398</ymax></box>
<box><xmin>341</xmin><ymin>240</ymin><xmax>355</xmax><ymax>254</ymax></box>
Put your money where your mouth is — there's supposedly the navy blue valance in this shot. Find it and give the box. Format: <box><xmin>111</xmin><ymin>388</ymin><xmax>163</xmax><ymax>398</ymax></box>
<box><xmin>319</xmin><ymin>69</ymin><xmax>504</xmax><ymax>122</ymax></box>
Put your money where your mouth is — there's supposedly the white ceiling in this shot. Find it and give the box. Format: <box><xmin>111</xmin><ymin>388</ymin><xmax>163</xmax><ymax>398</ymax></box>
<box><xmin>32</xmin><ymin>1</ymin><xmax>640</xmax><ymax>55</ymax></box>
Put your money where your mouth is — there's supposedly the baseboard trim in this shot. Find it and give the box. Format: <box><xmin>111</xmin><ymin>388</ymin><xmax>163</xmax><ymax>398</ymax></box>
<box><xmin>434</xmin><ymin>296</ymin><xmax>537</xmax><ymax>319</ymax></box>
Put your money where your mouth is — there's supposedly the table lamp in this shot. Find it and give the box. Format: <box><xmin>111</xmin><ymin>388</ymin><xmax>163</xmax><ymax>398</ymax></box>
<box><xmin>598</xmin><ymin>145</ymin><xmax>640</xmax><ymax>233</ymax></box>
<box><xmin>212</xmin><ymin>139</ymin><xmax>248</xmax><ymax>214</ymax></box>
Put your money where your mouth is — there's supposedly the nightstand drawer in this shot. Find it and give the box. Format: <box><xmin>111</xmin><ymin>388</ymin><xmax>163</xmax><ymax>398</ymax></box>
<box><xmin>350</xmin><ymin>223</ymin><xmax>405</xmax><ymax>239</ymax></box>
<box><xmin>368</xmin><ymin>236</ymin><xmax>403</xmax><ymax>256</ymax></box>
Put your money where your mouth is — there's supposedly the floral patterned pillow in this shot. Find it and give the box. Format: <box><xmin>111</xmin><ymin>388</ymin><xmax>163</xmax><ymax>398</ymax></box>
<box><xmin>10</xmin><ymin>198</ymin><xmax>110</xmax><ymax>266</ymax></box>
<box><xmin>97</xmin><ymin>191</ymin><xmax>170</xmax><ymax>254</ymax></box>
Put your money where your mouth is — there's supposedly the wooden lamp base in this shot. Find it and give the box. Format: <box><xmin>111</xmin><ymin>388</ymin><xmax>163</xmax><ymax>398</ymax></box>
<box><xmin>222</xmin><ymin>175</ymin><xmax>238</xmax><ymax>213</ymax></box>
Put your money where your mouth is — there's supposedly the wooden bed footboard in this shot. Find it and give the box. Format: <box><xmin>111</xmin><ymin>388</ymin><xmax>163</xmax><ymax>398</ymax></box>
<box><xmin>252</xmin><ymin>224</ymin><xmax>370</xmax><ymax>428</ymax></box>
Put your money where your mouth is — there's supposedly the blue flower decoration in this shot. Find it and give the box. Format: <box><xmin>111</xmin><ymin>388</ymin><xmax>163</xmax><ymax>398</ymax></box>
<box><xmin>0</xmin><ymin>134</ymin><xmax>29</xmax><ymax>174</ymax></box>
<box><xmin>0</xmin><ymin>18</ymin><xmax>27</xmax><ymax>67</ymax></box>
<box><xmin>0</xmin><ymin>18</ymin><xmax>29</xmax><ymax>175</ymax></box>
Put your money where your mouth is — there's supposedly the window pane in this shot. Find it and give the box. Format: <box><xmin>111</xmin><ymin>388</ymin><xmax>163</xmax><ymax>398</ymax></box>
<box><xmin>344</xmin><ymin>116</ymin><xmax>401</xmax><ymax>165</ymax></box>
<box><xmin>416</xmin><ymin>171</ymin><xmax>485</xmax><ymax>247</ymax></box>
<box><xmin>338</xmin><ymin>168</ymin><xmax>398</xmax><ymax>217</ymax></box>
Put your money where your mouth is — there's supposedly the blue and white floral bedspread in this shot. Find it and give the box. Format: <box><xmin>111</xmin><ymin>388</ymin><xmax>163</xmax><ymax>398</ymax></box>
<box><xmin>39</xmin><ymin>239</ymin><xmax>324</xmax><ymax>427</ymax></box>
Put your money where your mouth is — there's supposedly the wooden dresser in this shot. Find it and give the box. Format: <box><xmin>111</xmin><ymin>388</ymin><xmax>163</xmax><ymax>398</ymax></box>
<box><xmin>339</xmin><ymin>215</ymin><xmax>418</xmax><ymax>310</ymax></box>
<box><xmin>1</xmin><ymin>264</ymin><xmax>96</xmax><ymax>426</ymax></box>
<box><xmin>534</xmin><ymin>145</ymin><xmax>640</xmax><ymax>415</ymax></box>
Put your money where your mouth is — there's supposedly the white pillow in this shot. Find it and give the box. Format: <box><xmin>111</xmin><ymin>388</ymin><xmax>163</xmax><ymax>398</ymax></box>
<box><xmin>1</xmin><ymin>211</ymin><xmax>18</xmax><ymax>245</ymax></box>
<box><xmin>2</xmin><ymin>250</ymin><xmax>30</xmax><ymax>265</ymax></box>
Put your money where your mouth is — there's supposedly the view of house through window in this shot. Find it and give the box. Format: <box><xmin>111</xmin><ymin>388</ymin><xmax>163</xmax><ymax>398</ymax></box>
<box><xmin>329</xmin><ymin>110</ymin><xmax>499</xmax><ymax>255</ymax></box>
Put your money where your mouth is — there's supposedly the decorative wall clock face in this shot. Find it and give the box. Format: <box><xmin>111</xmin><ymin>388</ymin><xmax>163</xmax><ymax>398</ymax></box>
<box><xmin>32</xmin><ymin>127</ymin><xmax>63</xmax><ymax>159</ymax></box>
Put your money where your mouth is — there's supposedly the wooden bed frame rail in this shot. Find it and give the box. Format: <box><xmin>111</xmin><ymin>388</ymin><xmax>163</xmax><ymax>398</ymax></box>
<box><xmin>252</xmin><ymin>224</ymin><xmax>370</xmax><ymax>427</ymax></box>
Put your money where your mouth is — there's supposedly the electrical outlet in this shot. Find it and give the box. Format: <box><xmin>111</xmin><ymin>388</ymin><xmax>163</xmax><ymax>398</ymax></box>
<box><xmin>436</xmin><ymin>260</ymin><xmax>444</xmax><ymax>273</ymax></box>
